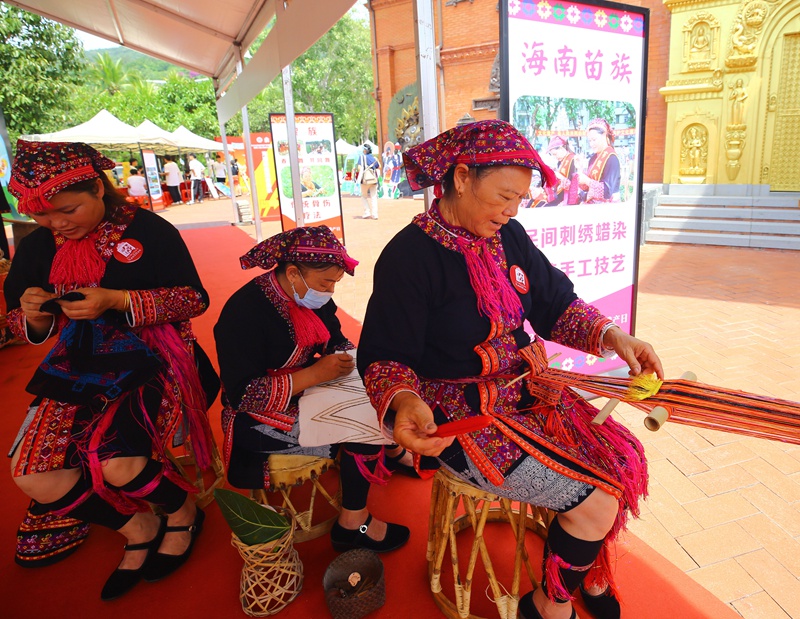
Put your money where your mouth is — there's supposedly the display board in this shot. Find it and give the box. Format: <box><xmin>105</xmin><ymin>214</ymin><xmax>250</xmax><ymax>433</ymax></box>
<box><xmin>140</xmin><ymin>149</ymin><xmax>164</xmax><ymax>211</ymax></box>
<box><xmin>501</xmin><ymin>0</ymin><xmax>649</xmax><ymax>375</ymax></box>
<box><xmin>269</xmin><ymin>113</ymin><xmax>345</xmax><ymax>243</ymax></box>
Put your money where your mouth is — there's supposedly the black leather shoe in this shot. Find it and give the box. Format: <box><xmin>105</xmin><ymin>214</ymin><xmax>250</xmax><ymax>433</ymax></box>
<box><xmin>519</xmin><ymin>591</ymin><xmax>576</xmax><ymax>619</ymax></box>
<box><xmin>142</xmin><ymin>507</ymin><xmax>205</xmax><ymax>583</ymax></box>
<box><xmin>579</xmin><ymin>582</ymin><xmax>621</xmax><ymax>619</ymax></box>
<box><xmin>101</xmin><ymin>516</ymin><xmax>166</xmax><ymax>601</ymax></box>
<box><xmin>385</xmin><ymin>447</ymin><xmax>422</xmax><ymax>478</ymax></box>
<box><xmin>330</xmin><ymin>514</ymin><xmax>409</xmax><ymax>553</ymax></box>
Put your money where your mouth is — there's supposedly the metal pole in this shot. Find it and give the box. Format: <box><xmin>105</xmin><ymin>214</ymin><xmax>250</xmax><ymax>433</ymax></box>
<box><xmin>214</xmin><ymin>77</ymin><xmax>240</xmax><ymax>226</ymax></box>
<box><xmin>282</xmin><ymin>65</ymin><xmax>305</xmax><ymax>227</ymax></box>
<box><xmin>413</xmin><ymin>0</ymin><xmax>440</xmax><ymax>210</ymax></box>
<box><xmin>237</xmin><ymin>50</ymin><xmax>264</xmax><ymax>242</ymax></box>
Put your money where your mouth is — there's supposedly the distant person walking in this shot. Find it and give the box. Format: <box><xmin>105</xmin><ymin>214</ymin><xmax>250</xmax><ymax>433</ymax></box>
<box><xmin>161</xmin><ymin>155</ymin><xmax>183</xmax><ymax>204</ymax></box>
<box><xmin>187</xmin><ymin>154</ymin><xmax>205</xmax><ymax>204</ymax></box>
<box><xmin>358</xmin><ymin>144</ymin><xmax>380</xmax><ymax>220</ymax></box>
<box><xmin>212</xmin><ymin>156</ymin><xmax>227</xmax><ymax>187</ymax></box>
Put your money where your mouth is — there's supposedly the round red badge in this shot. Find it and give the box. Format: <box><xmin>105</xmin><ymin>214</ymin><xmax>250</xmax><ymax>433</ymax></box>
<box><xmin>113</xmin><ymin>239</ymin><xmax>144</xmax><ymax>264</ymax></box>
<box><xmin>510</xmin><ymin>265</ymin><xmax>529</xmax><ymax>294</ymax></box>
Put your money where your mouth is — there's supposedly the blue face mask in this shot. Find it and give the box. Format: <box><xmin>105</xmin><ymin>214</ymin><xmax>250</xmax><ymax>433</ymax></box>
<box><xmin>293</xmin><ymin>272</ymin><xmax>333</xmax><ymax>309</ymax></box>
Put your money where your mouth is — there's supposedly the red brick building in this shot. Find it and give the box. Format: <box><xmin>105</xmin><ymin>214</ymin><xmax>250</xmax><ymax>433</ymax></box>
<box><xmin>368</xmin><ymin>0</ymin><xmax>668</xmax><ymax>183</ymax></box>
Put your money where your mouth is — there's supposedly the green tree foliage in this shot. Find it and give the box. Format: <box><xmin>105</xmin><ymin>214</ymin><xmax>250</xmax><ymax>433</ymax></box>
<box><xmin>0</xmin><ymin>5</ymin><xmax>85</xmax><ymax>143</ymax></box>
<box><xmin>87</xmin><ymin>52</ymin><xmax>130</xmax><ymax>94</ymax></box>
<box><xmin>227</xmin><ymin>9</ymin><xmax>375</xmax><ymax>144</ymax></box>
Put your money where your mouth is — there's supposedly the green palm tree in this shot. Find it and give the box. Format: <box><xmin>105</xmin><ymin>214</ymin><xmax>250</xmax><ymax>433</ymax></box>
<box><xmin>88</xmin><ymin>52</ymin><xmax>129</xmax><ymax>95</ymax></box>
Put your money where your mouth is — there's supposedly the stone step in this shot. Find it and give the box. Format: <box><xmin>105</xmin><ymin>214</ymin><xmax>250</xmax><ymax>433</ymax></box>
<box><xmin>644</xmin><ymin>229</ymin><xmax>800</xmax><ymax>250</ymax></box>
<box><xmin>657</xmin><ymin>195</ymin><xmax>800</xmax><ymax>208</ymax></box>
<box><xmin>653</xmin><ymin>205</ymin><xmax>800</xmax><ymax>221</ymax></box>
<box><xmin>648</xmin><ymin>217</ymin><xmax>800</xmax><ymax>235</ymax></box>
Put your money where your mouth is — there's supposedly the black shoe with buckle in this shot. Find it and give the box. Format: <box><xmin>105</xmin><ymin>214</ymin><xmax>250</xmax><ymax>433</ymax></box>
<box><xmin>385</xmin><ymin>447</ymin><xmax>421</xmax><ymax>478</ymax></box>
<box><xmin>142</xmin><ymin>507</ymin><xmax>205</xmax><ymax>583</ymax></box>
<box><xmin>330</xmin><ymin>514</ymin><xmax>409</xmax><ymax>553</ymax></box>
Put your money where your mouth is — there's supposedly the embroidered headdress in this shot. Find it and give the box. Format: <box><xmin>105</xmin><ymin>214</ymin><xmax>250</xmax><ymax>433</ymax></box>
<box><xmin>239</xmin><ymin>225</ymin><xmax>358</xmax><ymax>275</ymax></box>
<box><xmin>9</xmin><ymin>140</ymin><xmax>115</xmax><ymax>215</ymax></box>
<box><xmin>403</xmin><ymin>120</ymin><xmax>556</xmax><ymax>196</ymax></box>
<box><xmin>546</xmin><ymin>136</ymin><xmax>569</xmax><ymax>152</ymax></box>
<box><xmin>587</xmin><ymin>118</ymin><xmax>615</xmax><ymax>145</ymax></box>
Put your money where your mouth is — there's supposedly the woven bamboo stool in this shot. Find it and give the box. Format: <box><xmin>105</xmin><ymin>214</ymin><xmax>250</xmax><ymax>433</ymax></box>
<box><xmin>167</xmin><ymin>434</ymin><xmax>226</xmax><ymax>509</ymax></box>
<box><xmin>252</xmin><ymin>455</ymin><xmax>341</xmax><ymax>543</ymax></box>
<box><xmin>427</xmin><ymin>468</ymin><xmax>555</xmax><ymax>619</ymax></box>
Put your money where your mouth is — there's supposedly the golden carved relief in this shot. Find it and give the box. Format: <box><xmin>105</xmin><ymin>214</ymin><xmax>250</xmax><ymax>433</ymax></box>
<box><xmin>726</xmin><ymin>0</ymin><xmax>776</xmax><ymax>68</ymax></box>
<box><xmin>729</xmin><ymin>78</ymin><xmax>748</xmax><ymax>126</ymax></box>
<box><xmin>680</xmin><ymin>124</ymin><xmax>709</xmax><ymax>177</ymax></box>
<box><xmin>682</xmin><ymin>13</ymin><xmax>720</xmax><ymax>72</ymax></box>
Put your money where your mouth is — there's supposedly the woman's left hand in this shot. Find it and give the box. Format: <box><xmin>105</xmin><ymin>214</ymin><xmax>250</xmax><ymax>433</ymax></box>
<box><xmin>58</xmin><ymin>287</ymin><xmax>127</xmax><ymax>321</ymax></box>
<box><xmin>603</xmin><ymin>327</ymin><xmax>664</xmax><ymax>380</ymax></box>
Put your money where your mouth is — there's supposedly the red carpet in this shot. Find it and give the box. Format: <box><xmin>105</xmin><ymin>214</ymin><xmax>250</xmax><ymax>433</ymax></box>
<box><xmin>0</xmin><ymin>225</ymin><xmax>738</xmax><ymax>618</ymax></box>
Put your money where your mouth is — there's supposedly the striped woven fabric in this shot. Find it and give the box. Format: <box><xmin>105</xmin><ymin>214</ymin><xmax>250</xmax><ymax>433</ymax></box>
<box><xmin>531</xmin><ymin>370</ymin><xmax>800</xmax><ymax>444</ymax></box>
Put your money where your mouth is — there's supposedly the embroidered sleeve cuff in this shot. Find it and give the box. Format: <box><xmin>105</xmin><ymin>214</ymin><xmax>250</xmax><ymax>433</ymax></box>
<box><xmin>550</xmin><ymin>298</ymin><xmax>613</xmax><ymax>356</ymax></box>
<box><xmin>9</xmin><ymin>308</ymin><xmax>57</xmax><ymax>344</ymax></box>
<box><xmin>238</xmin><ymin>373</ymin><xmax>294</xmax><ymax>416</ymax></box>
<box><xmin>128</xmin><ymin>287</ymin><xmax>208</xmax><ymax>327</ymax></box>
<box><xmin>364</xmin><ymin>360</ymin><xmax>421</xmax><ymax>427</ymax></box>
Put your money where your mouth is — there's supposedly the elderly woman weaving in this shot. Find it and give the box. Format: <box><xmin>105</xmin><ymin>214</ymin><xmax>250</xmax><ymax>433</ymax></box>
<box><xmin>357</xmin><ymin>121</ymin><xmax>663</xmax><ymax>619</ymax></box>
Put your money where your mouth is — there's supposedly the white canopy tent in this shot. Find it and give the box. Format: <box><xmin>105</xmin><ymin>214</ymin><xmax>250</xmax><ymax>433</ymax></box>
<box><xmin>170</xmin><ymin>126</ymin><xmax>228</xmax><ymax>154</ymax></box>
<box><xmin>334</xmin><ymin>138</ymin><xmax>358</xmax><ymax>156</ymax></box>
<box><xmin>20</xmin><ymin>109</ymin><xmax>143</xmax><ymax>151</ymax></box>
<box><xmin>136</xmin><ymin>120</ymin><xmax>182</xmax><ymax>154</ymax></box>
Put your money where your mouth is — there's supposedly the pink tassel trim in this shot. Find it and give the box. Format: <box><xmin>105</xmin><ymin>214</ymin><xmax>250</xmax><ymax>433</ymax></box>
<box><xmin>455</xmin><ymin>236</ymin><xmax>522</xmax><ymax>327</ymax></box>
<box><xmin>542</xmin><ymin>549</ymin><xmax>592</xmax><ymax>603</ymax></box>
<box><xmin>49</xmin><ymin>232</ymin><xmax>106</xmax><ymax>288</ymax></box>
<box><xmin>345</xmin><ymin>447</ymin><xmax>391</xmax><ymax>486</ymax></box>
<box><xmin>139</xmin><ymin>325</ymin><xmax>214</xmax><ymax>471</ymax></box>
<box><xmin>288</xmin><ymin>301</ymin><xmax>330</xmax><ymax>350</ymax></box>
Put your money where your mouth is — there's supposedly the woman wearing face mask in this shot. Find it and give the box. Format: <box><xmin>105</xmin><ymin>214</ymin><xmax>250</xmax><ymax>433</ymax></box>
<box><xmin>213</xmin><ymin>226</ymin><xmax>409</xmax><ymax>553</ymax></box>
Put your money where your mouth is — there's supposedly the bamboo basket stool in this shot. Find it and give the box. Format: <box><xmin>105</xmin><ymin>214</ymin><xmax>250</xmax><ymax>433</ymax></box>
<box><xmin>167</xmin><ymin>434</ymin><xmax>226</xmax><ymax>509</ymax></box>
<box><xmin>231</xmin><ymin>509</ymin><xmax>303</xmax><ymax>617</ymax></box>
<box><xmin>427</xmin><ymin>468</ymin><xmax>555</xmax><ymax>619</ymax></box>
<box><xmin>252</xmin><ymin>454</ymin><xmax>341</xmax><ymax>543</ymax></box>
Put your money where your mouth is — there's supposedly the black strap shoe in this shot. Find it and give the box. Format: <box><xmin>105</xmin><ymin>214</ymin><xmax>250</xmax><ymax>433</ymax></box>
<box><xmin>101</xmin><ymin>516</ymin><xmax>166</xmax><ymax>601</ymax></box>
<box><xmin>330</xmin><ymin>514</ymin><xmax>409</xmax><ymax>553</ymax></box>
<box><xmin>519</xmin><ymin>591</ymin><xmax>577</xmax><ymax>619</ymax></box>
<box><xmin>579</xmin><ymin>582</ymin><xmax>621</xmax><ymax>619</ymax></box>
<box><xmin>142</xmin><ymin>507</ymin><xmax>205</xmax><ymax>583</ymax></box>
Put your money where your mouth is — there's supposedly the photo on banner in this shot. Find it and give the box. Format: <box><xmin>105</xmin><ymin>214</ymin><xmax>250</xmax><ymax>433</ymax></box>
<box><xmin>140</xmin><ymin>149</ymin><xmax>165</xmax><ymax>211</ymax></box>
<box><xmin>500</xmin><ymin>0</ymin><xmax>649</xmax><ymax>376</ymax></box>
<box><xmin>269</xmin><ymin>113</ymin><xmax>345</xmax><ymax>243</ymax></box>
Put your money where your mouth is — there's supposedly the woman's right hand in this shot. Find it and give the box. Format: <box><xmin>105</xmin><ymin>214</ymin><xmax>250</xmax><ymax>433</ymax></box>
<box><xmin>19</xmin><ymin>287</ymin><xmax>57</xmax><ymax>324</ymax></box>
<box><xmin>392</xmin><ymin>392</ymin><xmax>455</xmax><ymax>457</ymax></box>
<box><xmin>312</xmin><ymin>352</ymin><xmax>355</xmax><ymax>383</ymax></box>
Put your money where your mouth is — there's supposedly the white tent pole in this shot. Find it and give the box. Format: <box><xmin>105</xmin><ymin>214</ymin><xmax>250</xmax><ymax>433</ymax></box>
<box><xmin>237</xmin><ymin>50</ymin><xmax>263</xmax><ymax>242</ymax></box>
<box><xmin>214</xmin><ymin>77</ymin><xmax>240</xmax><ymax>226</ymax></box>
<box><xmin>282</xmin><ymin>65</ymin><xmax>304</xmax><ymax>227</ymax></box>
<box><xmin>413</xmin><ymin>0</ymin><xmax>440</xmax><ymax>210</ymax></box>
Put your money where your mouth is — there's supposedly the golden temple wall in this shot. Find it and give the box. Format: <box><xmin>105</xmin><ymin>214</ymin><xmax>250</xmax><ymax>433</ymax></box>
<box><xmin>661</xmin><ymin>0</ymin><xmax>800</xmax><ymax>191</ymax></box>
